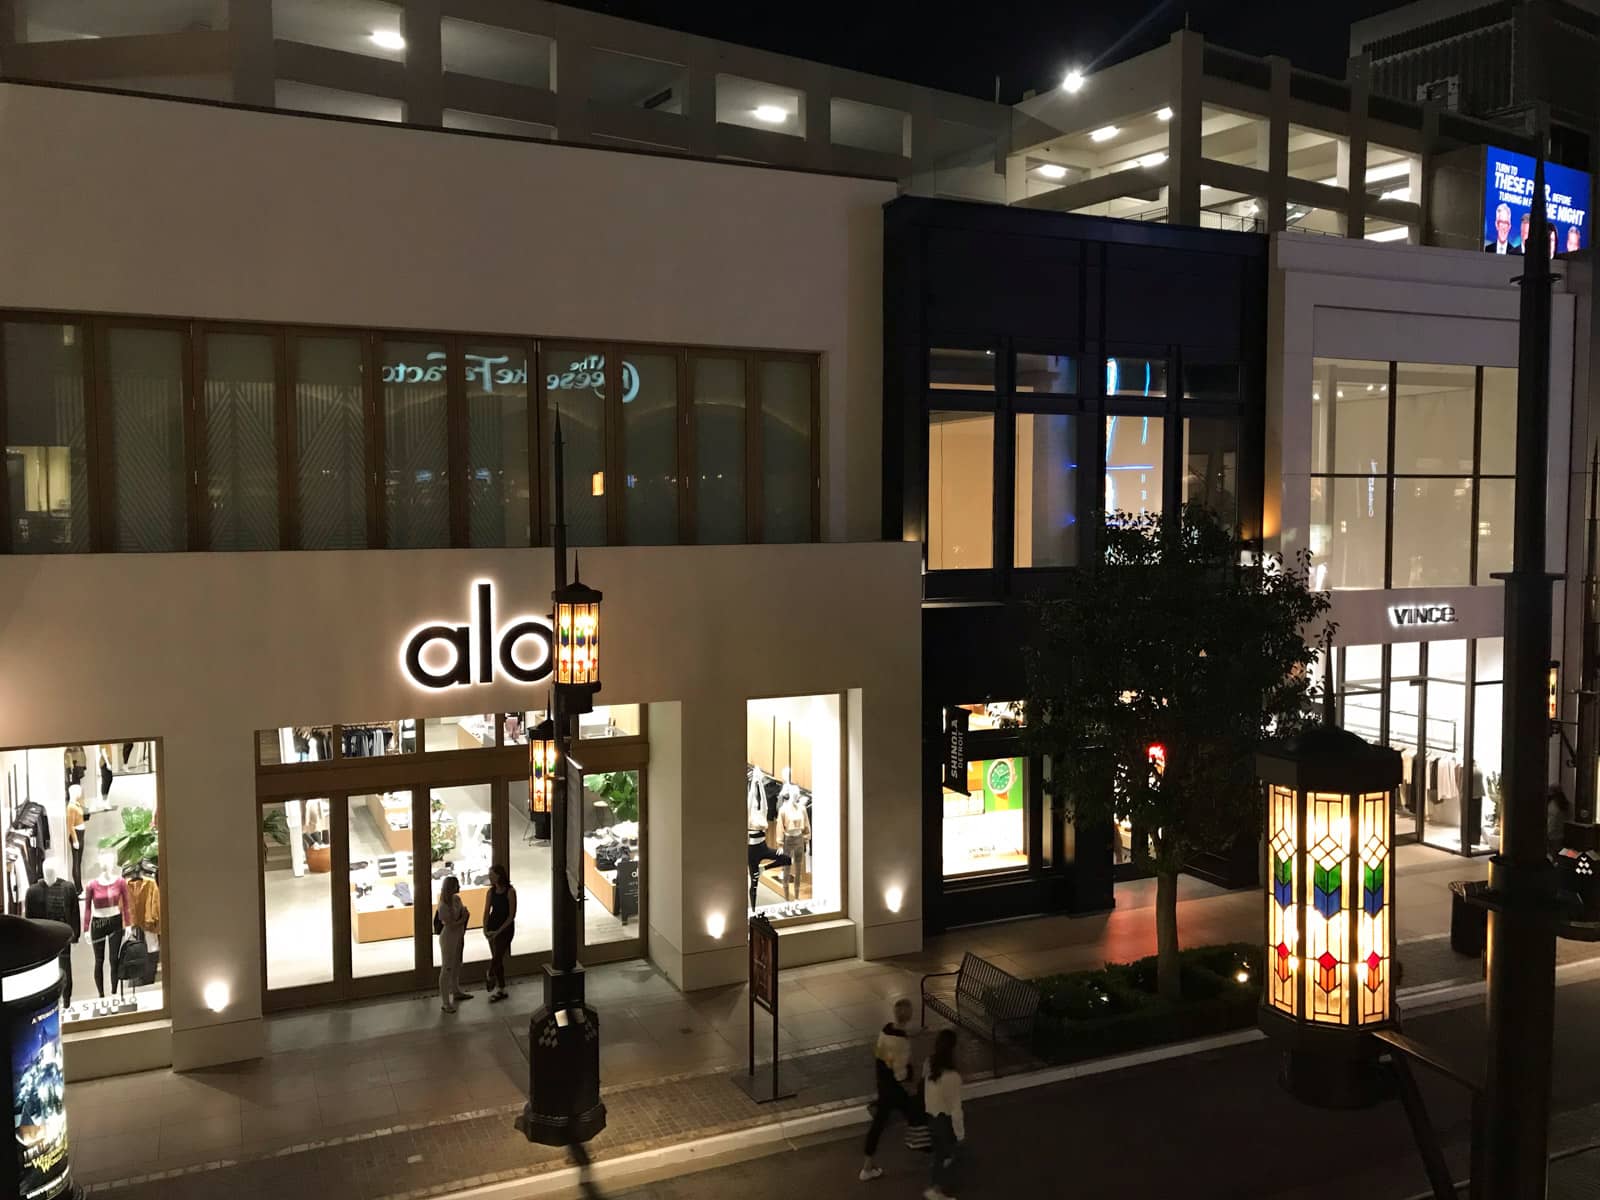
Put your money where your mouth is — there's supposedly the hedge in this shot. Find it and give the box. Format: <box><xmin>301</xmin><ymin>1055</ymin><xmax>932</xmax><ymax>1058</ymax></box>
<box><xmin>1031</xmin><ymin>942</ymin><xmax>1262</xmax><ymax>1064</ymax></box>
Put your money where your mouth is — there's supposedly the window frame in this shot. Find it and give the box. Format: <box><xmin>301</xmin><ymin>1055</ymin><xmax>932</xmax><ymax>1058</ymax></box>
<box><xmin>1309</xmin><ymin>362</ymin><xmax>1511</xmax><ymax>590</ymax></box>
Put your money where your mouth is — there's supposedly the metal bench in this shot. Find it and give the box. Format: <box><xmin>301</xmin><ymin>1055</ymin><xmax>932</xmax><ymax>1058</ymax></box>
<box><xmin>920</xmin><ymin>951</ymin><xmax>1041</xmax><ymax>1077</ymax></box>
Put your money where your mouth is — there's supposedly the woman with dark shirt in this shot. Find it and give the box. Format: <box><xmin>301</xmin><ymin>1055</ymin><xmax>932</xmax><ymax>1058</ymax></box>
<box><xmin>483</xmin><ymin>863</ymin><xmax>517</xmax><ymax>1001</ymax></box>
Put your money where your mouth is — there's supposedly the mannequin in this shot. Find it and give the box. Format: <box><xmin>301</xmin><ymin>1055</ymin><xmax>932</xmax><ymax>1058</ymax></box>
<box><xmin>83</xmin><ymin>855</ymin><xmax>129</xmax><ymax>999</ymax></box>
<box><xmin>25</xmin><ymin>860</ymin><xmax>79</xmax><ymax>1005</ymax></box>
<box><xmin>777</xmin><ymin>777</ymin><xmax>811</xmax><ymax>900</ymax></box>
<box><xmin>746</xmin><ymin>771</ymin><xmax>789</xmax><ymax>908</ymax></box>
<box><xmin>65</xmin><ymin>785</ymin><xmax>87</xmax><ymax>889</ymax></box>
<box><xmin>97</xmin><ymin>745</ymin><xmax>114</xmax><ymax>800</ymax></box>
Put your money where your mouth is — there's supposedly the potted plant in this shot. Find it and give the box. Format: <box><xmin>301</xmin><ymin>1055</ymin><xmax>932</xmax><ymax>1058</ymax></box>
<box><xmin>99</xmin><ymin>806</ymin><xmax>158</xmax><ymax>869</ymax></box>
<box><xmin>595</xmin><ymin>772</ymin><xmax>639</xmax><ymax>824</ymax></box>
<box><xmin>429</xmin><ymin>795</ymin><xmax>457</xmax><ymax>863</ymax></box>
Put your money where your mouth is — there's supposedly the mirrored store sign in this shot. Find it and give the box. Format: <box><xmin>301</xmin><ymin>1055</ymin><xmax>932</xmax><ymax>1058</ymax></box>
<box><xmin>379</xmin><ymin>352</ymin><xmax>642</xmax><ymax>404</ymax></box>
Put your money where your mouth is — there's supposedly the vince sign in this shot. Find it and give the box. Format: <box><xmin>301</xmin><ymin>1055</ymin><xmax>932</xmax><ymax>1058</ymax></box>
<box><xmin>401</xmin><ymin>581</ymin><xmax>553</xmax><ymax>689</ymax></box>
<box><xmin>1388</xmin><ymin>604</ymin><xmax>1458</xmax><ymax>628</ymax></box>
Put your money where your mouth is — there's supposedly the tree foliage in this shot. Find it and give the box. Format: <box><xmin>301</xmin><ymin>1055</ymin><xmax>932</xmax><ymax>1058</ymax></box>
<box><xmin>1018</xmin><ymin>505</ymin><xmax>1331</xmax><ymax>996</ymax></box>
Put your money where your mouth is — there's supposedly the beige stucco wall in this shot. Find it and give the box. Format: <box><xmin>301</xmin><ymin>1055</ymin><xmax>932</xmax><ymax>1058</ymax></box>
<box><xmin>0</xmin><ymin>81</ymin><xmax>893</xmax><ymax>543</ymax></box>
<box><xmin>0</xmin><ymin>542</ymin><xmax>923</xmax><ymax>1068</ymax></box>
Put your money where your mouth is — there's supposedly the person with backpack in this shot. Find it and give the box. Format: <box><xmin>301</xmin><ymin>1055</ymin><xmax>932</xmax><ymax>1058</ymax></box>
<box><xmin>859</xmin><ymin>998</ymin><xmax>926</xmax><ymax>1181</ymax></box>
<box><xmin>922</xmin><ymin>1029</ymin><xmax>964</xmax><ymax>1200</ymax></box>
<box><xmin>434</xmin><ymin>875</ymin><xmax>471</xmax><ymax>1013</ymax></box>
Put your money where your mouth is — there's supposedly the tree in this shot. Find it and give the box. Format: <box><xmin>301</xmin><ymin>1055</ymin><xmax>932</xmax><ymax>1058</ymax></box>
<box><xmin>1018</xmin><ymin>505</ymin><xmax>1331</xmax><ymax>1002</ymax></box>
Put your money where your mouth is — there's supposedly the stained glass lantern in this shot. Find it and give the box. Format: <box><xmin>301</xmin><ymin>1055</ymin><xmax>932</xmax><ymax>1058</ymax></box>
<box><xmin>1256</xmin><ymin>705</ymin><xmax>1401</xmax><ymax>1107</ymax></box>
<box><xmin>553</xmin><ymin>576</ymin><xmax>602</xmax><ymax>693</ymax></box>
<box><xmin>528</xmin><ymin>715</ymin><xmax>557</xmax><ymax>818</ymax></box>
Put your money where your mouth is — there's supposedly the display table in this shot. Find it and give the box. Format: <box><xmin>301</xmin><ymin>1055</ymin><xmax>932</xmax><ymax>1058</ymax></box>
<box><xmin>351</xmin><ymin>882</ymin><xmax>487</xmax><ymax>943</ymax></box>
<box><xmin>582</xmin><ymin>845</ymin><xmax>616</xmax><ymax>915</ymax></box>
<box><xmin>365</xmin><ymin>793</ymin><xmax>412</xmax><ymax>854</ymax></box>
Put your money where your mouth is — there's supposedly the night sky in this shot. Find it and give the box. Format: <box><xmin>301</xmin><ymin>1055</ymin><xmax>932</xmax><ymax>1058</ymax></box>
<box><xmin>555</xmin><ymin>0</ymin><xmax>1410</xmax><ymax>104</ymax></box>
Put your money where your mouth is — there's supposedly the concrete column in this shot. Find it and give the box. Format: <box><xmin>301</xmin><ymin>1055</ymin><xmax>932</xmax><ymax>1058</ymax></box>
<box><xmin>403</xmin><ymin>0</ymin><xmax>443</xmax><ymax>126</ymax></box>
<box><xmin>804</xmin><ymin>69</ymin><xmax>831</xmax><ymax>170</ymax></box>
<box><xmin>227</xmin><ymin>0</ymin><xmax>274</xmax><ymax>108</ymax></box>
<box><xmin>1005</xmin><ymin>153</ymin><xmax>1029</xmax><ymax>204</ymax></box>
<box><xmin>683</xmin><ymin>50</ymin><xmax>717</xmax><ymax>160</ymax></box>
<box><xmin>554</xmin><ymin>35</ymin><xmax>592</xmax><ymax>143</ymax></box>
<box><xmin>1</xmin><ymin>0</ymin><xmax>20</xmax><ymax>49</ymax></box>
<box><xmin>1265</xmin><ymin>55</ymin><xmax>1291</xmax><ymax>233</ymax></box>
<box><xmin>1167</xmin><ymin>30</ymin><xmax>1204</xmax><ymax>227</ymax></box>
<box><xmin>1346</xmin><ymin>53</ymin><xmax>1370</xmax><ymax>240</ymax></box>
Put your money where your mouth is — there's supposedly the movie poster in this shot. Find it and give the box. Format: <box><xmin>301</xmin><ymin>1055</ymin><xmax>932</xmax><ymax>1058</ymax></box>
<box><xmin>12</xmin><ymin>1000</ymin><xmax>70</xmax><ymax>1200</ymax></box>
<box><xmin>1483</xmin><ymin>145</ymin><xmax>1591</xmax><ymax>256</ymax></box>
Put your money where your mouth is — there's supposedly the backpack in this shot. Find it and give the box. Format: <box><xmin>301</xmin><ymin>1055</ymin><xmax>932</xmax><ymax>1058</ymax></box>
<box><xmin>118</xmin><ymin>937</ymin><xmax>155</xmax><ymax>986</ymax></box>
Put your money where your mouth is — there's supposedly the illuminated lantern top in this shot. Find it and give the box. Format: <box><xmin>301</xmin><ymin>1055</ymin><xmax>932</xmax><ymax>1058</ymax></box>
<box><xmin>553</xmin><ymin>577</ymin><xmax>602</xmax><ymax>689</ymax></box>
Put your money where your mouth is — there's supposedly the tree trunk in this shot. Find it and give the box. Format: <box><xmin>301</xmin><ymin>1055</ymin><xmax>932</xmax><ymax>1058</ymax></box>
<box><xmin>1156</xmin><ymin>869</ymin><xmax>1182</xmax><ymax>1003</ymax></box>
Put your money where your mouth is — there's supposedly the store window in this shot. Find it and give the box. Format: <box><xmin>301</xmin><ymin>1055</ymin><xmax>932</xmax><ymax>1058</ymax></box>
<box><xmin>106</xmin><ymin>327</ymin><xmax>188</xmax><ymax>552</ymax></box>
<box><xmin>623</xmin><ymin>353</ymin><xmax>680</xmax><ymax>545</ymax></box>
<box><xmin>956</xmin><ymin>702</ymin><xmax>1019</xmax><ymax>731</ymax></box>
<box><xmin>747</xmin><ymin>695</ymin><xmax>841</xmax><ymax>920</ymax></box>
<box><xmin>1014</xmin><ymin>353</ymin><xmax>1077</xmax><ymax>395</ymax></box>
<box><xmin>943</xmin><ymin>756</ymin><xmax>1027</xmax><ymax>877</ymax></box>
<box><xmin>202</xmin><ymin>332</ymin><xmax>279</xmax><ymax>551</ymax></box>
<box><xmin>1310</xmin><ymin>359</ymin><xmax>1515</xmax><ymax>590</ymax></box>
<box><xmin>760</xmin><ymin>359</ymin><xmax>812</xmax><ymax>544</ymax></box>
<box><xmin>1</xmin><ymin>740</ymin><xmax>164</xmax><ymax>1027</ymax></box>
<box><xmin>1104</xmin><ymin>414</ymin><xmax>1163</xmax><ymax>518</ymax></box>
<box><xmin>382</xmin><ymin>340</ymin><xmax>450</xmax><ymax>549</ymax></box>
<box><xmin>466</xmin><ymin>342</ymin><xmax>533</xmax><ymax>549</ymax></box>
<box><xmin>543</xmin><ymin>344</ymin><xmax>608</xmax><ymax>546</ymax></box>
<box><xmin>929</xmin><ymin>347</ymin><xmax>995</xmax><ymax>392</ymax></box>
<box><xmin>1420</xmin><ymin>641</ymin><xmax>1470</xmax><ymax>854</ymax></box>
<box><xmin>927</xmin><ymin>411</ymin><xmax>994</xmax><ymax>570</ymax></box>
<box><xmin>348</xmin><ymin>792</ymin><xmax>417</xmax><ymax>978</ymax></box>
<box><xmin>579</xmin><ymin>705</ymin><xmax>641</xmax><ymax>740</ymax></box>
<box><xmin>293</xmin><ymin>335</ymin><xmax>367</xmax><ymax>550</ymax></box>
<box><xmin>691</xmin><ymin>356</ymin><xmax>746</xmax><ymax>544</ymax></box>
<box><xmin>3</xmin><ymin>321</ymin><xmax>90</xmax><ymax>553</ymax></box>
<box><xmin>1105</xmin><ymin>356</ymin><xmax>1168</xmax><ymax>398</ymax></box>
<box><xmin>1014</xmin><ymin>413</ymin><xmax>1079</xmax><ymax>568</ymax></box>
<box><xmin>1182</xmin><ymin>417</ymin><xmax>1239</xmax><ymax>524</ymax></box>
<box><xmin>1473</xmin><ymin>639</ymin><xmax>1504</xmax><ymax>851</ymax></box>
<box><xmin>423</xmin><ymin>715</ymin><xmax>496</xmax><ymax>752</ymax></box>
<box><xmin>429</xmin><ymin>783</ymin><xmax>495</xmax><ymax>965</ymax></box>
<box><xmin>261</xmin><ymin>798</ymin><xmax>333</xmax><ymax>989</ymax></box>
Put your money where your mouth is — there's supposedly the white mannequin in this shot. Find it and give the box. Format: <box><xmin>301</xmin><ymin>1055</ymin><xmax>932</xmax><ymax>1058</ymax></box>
<box><xmin>42</xmin><ymin>860</ymin><xmax>59</xmax><ymax>885</ymax></box>
<box><xmin>777</xmin><ymin>775</ymin><xmax>810</xmax><ymax>898</ymax></box>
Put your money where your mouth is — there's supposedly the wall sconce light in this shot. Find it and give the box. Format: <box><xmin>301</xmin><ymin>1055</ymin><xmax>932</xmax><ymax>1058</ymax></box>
<box><xmin>706</xmin><ymin>913</ymin><xmax>727</xmax><ymax>940</ymax></box>
<box><xmin>202</xmin><ymin>980</ymin><xmax>231</xmax><ymax>1013</ymax></box>
<box><xmin>884</xmin><ymin>886</ymin><xmax>904</xmax><ymax>914</ymax></box>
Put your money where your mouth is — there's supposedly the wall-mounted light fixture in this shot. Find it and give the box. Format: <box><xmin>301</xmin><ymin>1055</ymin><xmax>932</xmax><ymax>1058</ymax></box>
<box><xmin>706</xmin><ymin>913</ymin><xmax>727</xmax><ymax>940</ymax></box>
<box><xmin>884</xmin><ymin>886</ymin><xmax>904</xmax><ymax>914</ymax></box>
<box><xmin>203</xmin><ymin>980</ymin><xmax>231</xmax><ymax>1013</ymax></box>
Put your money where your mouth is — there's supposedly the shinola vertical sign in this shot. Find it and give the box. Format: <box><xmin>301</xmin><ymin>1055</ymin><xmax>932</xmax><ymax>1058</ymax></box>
<box><xmin>400</xmin><ymin>581</ymin><xmax>553</xmax><ymax>689</ymax></box>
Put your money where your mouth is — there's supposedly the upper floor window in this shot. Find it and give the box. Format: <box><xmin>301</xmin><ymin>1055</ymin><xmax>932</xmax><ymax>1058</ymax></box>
<box><xmin>0</xmin><ymin>315</ymin><xmax>819</xmax><ymax>553</ymax></box>
<box><xmin>1308</xmin><ymin>358</ymin><xmax>1514</xmax><ymax>591</ymax></box>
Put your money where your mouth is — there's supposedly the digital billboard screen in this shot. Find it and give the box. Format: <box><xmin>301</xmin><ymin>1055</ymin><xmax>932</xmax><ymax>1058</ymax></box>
<box><xmin>1483</xmin><ymin>145</ymin><xmax>1590</xmax><ymax>257</ymax></box>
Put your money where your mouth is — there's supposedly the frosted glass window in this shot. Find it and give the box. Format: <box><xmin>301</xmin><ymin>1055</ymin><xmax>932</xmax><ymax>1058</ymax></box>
<box><xmin>928</xmin><ymin>411</ymin><xmax>993</xmax><ymax>570</ymax></box>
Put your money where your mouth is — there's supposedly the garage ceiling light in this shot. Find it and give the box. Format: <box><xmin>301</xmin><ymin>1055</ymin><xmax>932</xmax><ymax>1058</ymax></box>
<box><xmin>1090</xmin><ymin>126</ymin><xmax>1119</xmax><ymax>143</ymax></box>
<box><xmin>369</xmin><ymin>30</ymin><xmax>405</xmax><ymax>51</ymax></box>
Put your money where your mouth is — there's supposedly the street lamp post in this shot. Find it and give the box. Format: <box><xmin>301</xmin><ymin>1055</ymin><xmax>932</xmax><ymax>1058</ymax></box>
<box><xmin>1480</xmin><ymin>149</ymin><xmax>1562</xmax><ymax>1197</ymax></box>
<box><xmin>517</xmin><ymin>418</ymin><xmax>607</xmax><ymax>1148</ymax></box>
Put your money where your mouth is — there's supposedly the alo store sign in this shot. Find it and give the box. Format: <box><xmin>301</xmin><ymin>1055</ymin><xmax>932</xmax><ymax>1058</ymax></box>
<box><xmin>401</xmin><ymin>581</ymin><xmax>552</xmax><ymax>690</ymax></box>
<box><xmin>1389</xmin><ymin>604</ymin><xmax>1458</xmax><ymax>628</ymax></box>
<box><xmin>380</xmin><ymin>352</ymin><xmax>642</xmax><ymax>403</ymax></box>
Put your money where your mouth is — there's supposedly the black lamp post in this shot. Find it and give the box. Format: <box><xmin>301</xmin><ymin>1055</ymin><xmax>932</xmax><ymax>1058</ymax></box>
<box><xmin>517</xmin><ymin>418</ymin><xmax>607</xmax><ymax>1148</ymax></box>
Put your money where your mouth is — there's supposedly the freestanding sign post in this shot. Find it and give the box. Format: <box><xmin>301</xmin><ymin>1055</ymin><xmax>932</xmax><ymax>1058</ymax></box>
<box><xmin>2</xmin><ymin>915</ymin><xmax>78</xmax><ymax>1200</ymax></box>
<box><xmin>735</xmin><ymin>914</ymin><xmax>800</xmax><ymax>1102</ymax></box>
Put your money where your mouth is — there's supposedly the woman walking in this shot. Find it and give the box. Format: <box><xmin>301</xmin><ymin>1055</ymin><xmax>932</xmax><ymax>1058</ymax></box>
<box><xmin>435</xmin><ymin>875</ymin><xmax>471</xmax><ymax>1013</ymax></box>
<box><xmin>922</xmin><ymin>1029</ymin><xmax>963</xmax><ymax>1200</ymax></box>
<box><xmin>483</xmin><ymin>863</ymin><xmax>517</xmax><ymax>1001</ymax></box>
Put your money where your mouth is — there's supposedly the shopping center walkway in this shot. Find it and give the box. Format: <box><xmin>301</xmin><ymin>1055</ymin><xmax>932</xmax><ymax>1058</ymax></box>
<box><xmin>71</xmin><ymin>846</ymin><xmax>1518</xmax><ymax>1197</ymax></box>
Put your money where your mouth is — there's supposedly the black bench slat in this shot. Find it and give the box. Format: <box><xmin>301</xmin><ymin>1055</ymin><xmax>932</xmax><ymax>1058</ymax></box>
<box><xmin>920</xmin><ymin>951</ymin><xmax>1040</xmax><ymax>1077</ymax></box>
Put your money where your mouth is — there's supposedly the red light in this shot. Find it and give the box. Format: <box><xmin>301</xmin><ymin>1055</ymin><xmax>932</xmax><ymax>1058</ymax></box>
<box><xmin>1147</xmin><ymin>744</ymin><xmax>1166</xmax><ymax>776</ymax></box>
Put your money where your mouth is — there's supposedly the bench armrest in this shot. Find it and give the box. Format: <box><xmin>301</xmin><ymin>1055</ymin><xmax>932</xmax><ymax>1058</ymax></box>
<box><xmin>920</xmin><ymin>969</ymin><xmax>961</xmax><ymax>1025</ymax></box>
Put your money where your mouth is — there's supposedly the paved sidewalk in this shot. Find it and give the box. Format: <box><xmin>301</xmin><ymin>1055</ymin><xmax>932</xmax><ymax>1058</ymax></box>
<box><xmin>70</xmin><ymin>847</ymin><xmax>1513</xmax><ymax>1197</ymax></box>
